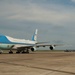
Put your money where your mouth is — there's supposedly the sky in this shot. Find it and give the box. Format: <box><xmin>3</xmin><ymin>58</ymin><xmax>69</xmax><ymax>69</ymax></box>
<box><xmin>0</xmin><ymin>0</ymin><xmax>75</xmax><ymax>50</ymax></box>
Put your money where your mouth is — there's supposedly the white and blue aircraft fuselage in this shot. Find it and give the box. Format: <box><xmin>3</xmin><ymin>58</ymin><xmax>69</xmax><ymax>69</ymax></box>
<box><xmin>0</xmin><ymin>29</ymin><xmax>38</xmax><ymax>53</ymax></box>
<box><xmin>0</xmin><ymin>29</ymin><xmax>60</xmax><ymax>54</ymax></box>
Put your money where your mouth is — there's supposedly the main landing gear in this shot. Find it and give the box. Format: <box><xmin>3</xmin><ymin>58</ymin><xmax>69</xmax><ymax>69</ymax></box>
<box><xmin>16</xmin><ymin>49</ymin><xmax>29</xmax><ymax>54</ymax></box>
<box><xmin>22</xmin><ymin>49</ymin><xmax>29</xmax><ymax>54</ymax></box>
<box><xmin>9</xmin><ymin>50</ymin><xmax>13</xmax><ymax>54</ymax></box>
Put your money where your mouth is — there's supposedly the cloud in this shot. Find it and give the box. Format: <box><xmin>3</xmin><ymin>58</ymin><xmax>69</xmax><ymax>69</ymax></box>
<box><xmin>71</xmin><ymin>0</ymin><xmax>75</xmax><ymax>2</ymax></box>
<box><xmin>0</xmin><ymin>0</ymin><xmax>75</xmax><ymax>27</ymax></box>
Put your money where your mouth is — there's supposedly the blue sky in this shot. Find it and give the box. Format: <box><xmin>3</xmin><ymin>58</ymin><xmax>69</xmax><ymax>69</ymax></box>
<box><xmin>0</xmin><ymin>0</ymin><xmax>75</xmax><ymax>50</ymax></box>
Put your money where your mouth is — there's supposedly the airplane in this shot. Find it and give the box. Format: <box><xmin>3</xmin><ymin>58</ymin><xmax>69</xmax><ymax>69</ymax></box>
<box><xmin>0</xmin><ymin>29</ymin><xmax>60</xmax><ymax>54</ymax></box>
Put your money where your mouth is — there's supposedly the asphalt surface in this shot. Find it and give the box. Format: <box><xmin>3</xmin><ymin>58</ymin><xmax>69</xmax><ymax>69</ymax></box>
<box><xmin>0</xmin><ymin>51</ymin><xmax>75</xmax><ymax>75</ymax></box>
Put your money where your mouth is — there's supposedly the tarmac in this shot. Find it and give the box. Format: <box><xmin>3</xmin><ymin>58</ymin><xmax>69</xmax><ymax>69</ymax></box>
<box><xmin>0</xmin><ymin>51</ymin><xmax>75</xmax><ymax>75</ymax></box>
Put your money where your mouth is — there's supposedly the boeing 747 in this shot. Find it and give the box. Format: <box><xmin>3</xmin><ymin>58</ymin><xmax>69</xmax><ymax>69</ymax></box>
<box><xmin>0</xmin><ymin>29</ymin><xmax>60</xmax><ymax>54</ymax></box>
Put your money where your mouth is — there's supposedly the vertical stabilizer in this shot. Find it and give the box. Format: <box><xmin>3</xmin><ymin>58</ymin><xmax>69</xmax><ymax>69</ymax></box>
<box><xmin>32</xmin><ymin>29</ymin><xmax>38</xmax><ymax>42</ymax></box>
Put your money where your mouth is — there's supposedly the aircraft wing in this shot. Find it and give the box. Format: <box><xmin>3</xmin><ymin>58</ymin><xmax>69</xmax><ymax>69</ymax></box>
<box><xmin>13</xmin><ymin>44</ymin><xmax>63</xmax><ymax>50</ymax></box>
<box><xmin>36</xmin><ymin>44</ymin><xmax>63</xmax><ymax>47</ymax></box>
<box><xmin>36</xmin><ymin>44</ymin><xmax>63</xmax><ymax>50</ymax></box>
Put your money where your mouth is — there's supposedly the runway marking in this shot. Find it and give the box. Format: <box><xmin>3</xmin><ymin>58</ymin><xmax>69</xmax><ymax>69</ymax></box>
<box><xmin>0</xmin><ymin>61</ymin><xmax>75</xmax><ymax>75</ymax></box>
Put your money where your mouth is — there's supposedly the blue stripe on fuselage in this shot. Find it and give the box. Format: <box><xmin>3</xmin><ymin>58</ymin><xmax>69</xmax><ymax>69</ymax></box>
<box><xmin>0</xmin><ymin>35</ymin><xmax>11</xmax><ymax>43</ymax></box>
<box><xmin>0</xmin><ymin>35</ymin><xmax>34</xmax><ymax>45</ymax></box>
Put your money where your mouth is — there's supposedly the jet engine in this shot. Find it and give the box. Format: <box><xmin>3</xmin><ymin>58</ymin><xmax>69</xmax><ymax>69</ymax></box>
<box><xmin>49</xmin><ymin>45</ymin><xmax>55</xmax><ymax>50</ymax></box>
<box><xmin>31</xmin><ymin>47</ymin><xmax>36</xmax><ymax>52</ymax></box>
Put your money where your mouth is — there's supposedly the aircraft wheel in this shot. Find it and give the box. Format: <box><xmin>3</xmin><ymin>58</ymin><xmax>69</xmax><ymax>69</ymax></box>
<box><xmin>16</xmin><ymin>51</ymin><xmax>20</xmax><ymax>54</ymax></box>
<box><xmin>0</xmin><ymin>52</ymin><xmax>2</xmax><ymax>54</ymax></box>
<box><xmin>26</xmin><ymin>51</ymin><xmax>29</xmax><ymax>54</ymax></box>
<box><xmin>9</xmin><ymin>51</ymin><xmax>13</xmax><ymax>54</ymax></box>
<box><xmin>22</xmin><ymin>51</ymin><xmax>26</xmax><ymax>54</ymax></box>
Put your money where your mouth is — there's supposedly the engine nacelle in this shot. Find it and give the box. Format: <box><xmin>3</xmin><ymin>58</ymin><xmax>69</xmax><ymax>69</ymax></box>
<box><xmin>31</xmin><ymin>47</ymin><xmax>36</xmax><ymax>52</ymax></box>
<box><xmin>49</xmin><ymin>45</ymin><xmax>55</xmax><ymax>50</ymax></box>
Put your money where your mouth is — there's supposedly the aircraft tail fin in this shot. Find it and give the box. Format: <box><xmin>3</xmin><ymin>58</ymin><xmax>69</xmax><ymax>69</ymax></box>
<box><xmin>32</xmin><ymin>29</ymin><xmax>38</xmax><ymax>42</ymax></box>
